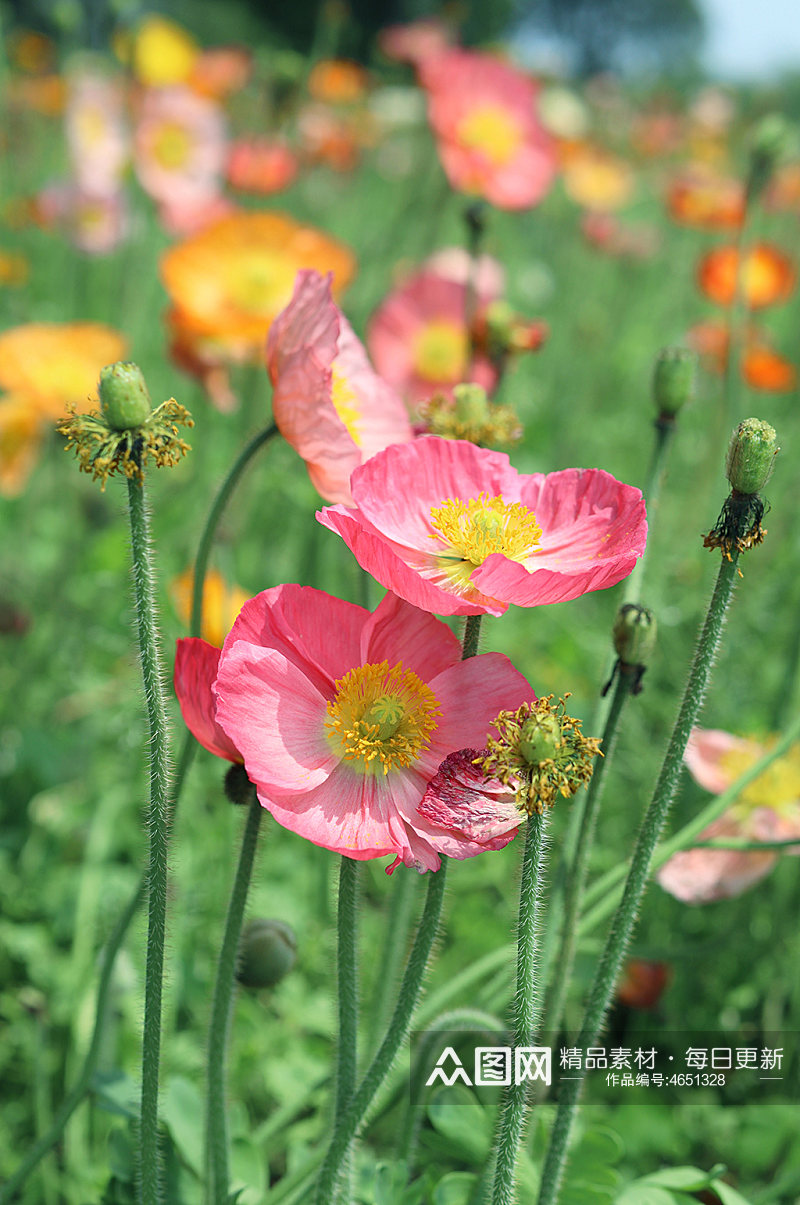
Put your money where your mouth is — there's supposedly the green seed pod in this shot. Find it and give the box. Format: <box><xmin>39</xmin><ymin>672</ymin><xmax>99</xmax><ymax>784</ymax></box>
<box><xmin>98</xmin><ymin>362</ymin><xmax>152</xmax><ymax>430</ymax></box>
<box><xmin>519</xmin><ymin>711</ymin><xmax>562</xmax><ymax>765</ymax></box>
<box><xmin>452</xmin><ymin>383</ymin><xmax>490</xmax><ymax>427</ymax></box>
<box><xmin>651</xmin><ymin>347</ymin><xmax>696</xmax><ymax>417</ymax></box>
<box><xmin>725</xmin><ymin>418</ymin><xmax>779</xmax><ymax>495</ymax></box>
<box><xmin>236</xmin><ymin>919</ymin><xmax>297</xmax><ymax>989</ymax></box>
<box><xmin>613</xmin><ymin>604</ymin><xmax>657</xmax><ymax>667</ymax></box>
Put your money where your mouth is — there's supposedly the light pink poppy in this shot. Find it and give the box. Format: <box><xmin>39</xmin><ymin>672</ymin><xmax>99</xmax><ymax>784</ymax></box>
<box><xmin>174</xmin><ymin>637</ymin><xmax>242</xmax><ymax>764</ymax></box>
<box><xmin>267</xmin><ymin>269</ymin><xmax>413</xmax><ymax>505</ymax></box>
<box><xmin>213</xmin><ymin>586</ymin><xmax>534</xmax><ymax>869</ymax></box>
<box><xmin>378</xmin><ymin>18</ymin><xmax>454</xmax><ymax>69</ymax></box>
<box><xmin>657</xmin><ymin>727</ymin><xmax>800</xmax><ymax>904</ymax></box>
<box><xmin>317</xmin><ymin>437</ymin><xmax>647</xmax><ymax>617</ymax></box>
<box><xmin>65</xmin><ymin>69</ymin><xmax>129</xmax><ymax>198</ymax></box>
<box><xmin>367</xmin><ymin>265</ymin><xmax>500</xmax><ymax>406</ymax></box>
<box><xmin>419</xmin><ymin>49</ymin><xmax>555</xmax><ymax>210</ymax></box>
<box><xmin>156</xmin><ymin>192</ymin><xmax>235</xmax><ymax>237</ymax></box>
<box><xmin>226</xmin><ymin>137</ymin><xmax>298</xmax><ymax>194</ymax></box>
<box><xmin>34</xmin><ymin>183</ymin><xmax>129</xmax><ymax>255</ymax></box>
<box><xmin>134</xmin><ymin>85</ymin><xmax>227</xmax><ymax>208</ymax></box>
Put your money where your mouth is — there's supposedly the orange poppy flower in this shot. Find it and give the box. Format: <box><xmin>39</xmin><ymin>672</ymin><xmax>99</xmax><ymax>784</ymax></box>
<box><xmin>160</xmin><ymin>212</ymin><xmax>355</xmax><ymax>352</ymax></box>
<box><xmin>0</xmin><ymin>322</ymin><xmax>128</xmax><ymax>418</ymax></box>
<box><xmin>667</xmin><ymin>168</ymin><xmax>744</xmax><ymax>231</ymax></box>
<box><xmin>308</xmin><ymin>59</ymin><xmax>369</xmax><ymax>105</ymax></box>
<box><xmin>697</xmin><ymin>242</ymin><xmax>796</xmax><ymax>309</ymax></box>
<box><xmin>189</xmin><ymin>46</ymin><xmax>253</xmax><ymax>99</ymax></box>
<box><xmin>686</xmin><ymin>319</ymin><xmax>729</xmax><ymax>373</ymax></box>
<box><xmin>616</xmin><ymin>959</ymin><xmax>670</xmax><ymax>1010</ymax></box>
<box><xmin>0</xmin><ymin>397</ymin><xmax>44</xmax><ymax>497</ymax></box>
<box><xmin>562</xmin><ymin>144</ymin><xmax>635</xmax><ymax>212</ymax></box>
<box><xmin>742</xmin><ymin>345</ymin><xmax>797</xmax><ymax>392</ymax></box>
<box><xmin>170</xmin><ymin>567</ymin><xmax>249</xmax><ymax>648</ymax></box>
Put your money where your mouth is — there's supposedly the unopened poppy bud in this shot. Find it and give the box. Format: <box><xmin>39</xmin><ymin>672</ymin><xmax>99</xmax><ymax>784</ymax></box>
<box><xmin>236</xmin><ymin>918</ymin><xmax>297</xmax><ymax>989</ymax></box>
<box><xmin>452</xmin><ymin>382</ymin><xmax>490</xmax><ymax>427</ymax></box>
<box><xmin>725</xmin><ymin>418</ymin><xmax>778</xmax><ymax>495</ymax></box>
<box><xmin>613</xmin><ymin>604</ymin><xmax>657</xmax><ymax>668</ymax></box>
<box><xmin>747</xmin><ymin>113</ymin><xmax>796</xmax><ymax>202</ymax></box>
<box><xmin>651</xmin><ymin>347</ymin><xmax>696</xmax><ymax>417</ymax></box>
<box><xmin>224</xmin><ymin>762</ymin><xmax>253</xmax><ymax>806</ymax></box>
<box><xmin>99</xmin><ymin>361</ymin><xmax>152</xmax><ymax>430</ymax></box>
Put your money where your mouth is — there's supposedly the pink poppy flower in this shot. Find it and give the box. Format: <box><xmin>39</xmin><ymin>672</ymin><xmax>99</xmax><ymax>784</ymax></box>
<box><xmin>227</xmin><ymin>138</ymin><xmax>298</xmax><ymax>194</ymax></box>
<box><xmin>419</xmin><ymin>50</ymin><xmax>555</xmax><ymax>210</ymax></box>
<box><xmin>174</xmin><ymin>638</ymin><xmax>242</xmax><ymax>764</ymax></box>
<box><xmin>267</xmin><ymin>269</ymin><xmax>413</xmax><ymax>505</ymax></box>
<box><xmin>657</xmin><ymin>727</ymin><xmax>800</xmax><ymax>904</ymax></box>
<box><xmin>317</xmin><ymin>437</ymin><xmax>647</xmax><ymax>617</ymax></box>
<box><xmin>212</xmin><ymin>585</ymin><xmax>534</xmax><ymax>869</ymax></box>
<box><xmin>378</xmin><ymin>18</ymin><xmax>454</xmax><ymax>69</ymax></box>
<box><xmin>134</xmin><ymin>85</ymin><xmax>227</xmax><ymax>208</ymax></box>
<box><xmin>65</xmin><ymin>69</ymin><xmax>129</xmax><ymax>199</ymax></box>
<box><xmin>367</xmin><ymin>264</ymin><xmax>500</xmax><ymax>406</ymax></box>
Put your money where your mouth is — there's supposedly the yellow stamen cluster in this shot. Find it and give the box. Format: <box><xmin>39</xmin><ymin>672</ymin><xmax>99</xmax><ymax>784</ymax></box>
<box><xmin>420</xmin><ymin>392</ymin><xmax>522</xmax><ymax>448</ymax></box>
<box><xmin>325</xmin><ymin>660</ymin><xmax>441</xmax><ymax>776</ymax></box>
<box><xmin>57</xmin><ymin>398</ymin><xmax>193</xmax><ymax>489</ymax></box>
<box><xmin>476</xmin><ymin>696</ymin><xmax>602</xmax><ymax>815</ymax></box>
<box><xmin>430</xmin><ymin>493</ymin><xmax>542</xmax><ymax>575</ymax></box>
<box><xmin>413</xmin><ymin>320</ymin><xmax>468</xmax><ymax>383</ymax></box>
<box><xmin>457</xmin><ymin>104</ymin><xmax>523</xmax><ymax>167</ymax></box>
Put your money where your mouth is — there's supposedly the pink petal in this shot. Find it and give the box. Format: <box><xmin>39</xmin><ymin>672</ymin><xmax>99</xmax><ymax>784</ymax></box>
<box><xmin>223</xmin><ymin>584</ymin><xmax>368</xmax><ymax>696</ymax></box>
<box><xmin>415</xmin><ymin>747</ymin><xmax>521</xmax><ymax>854</ymax></box>
<box><xmin>656</xmin><ymin>814</ymin><xmax>777</xmax><ymax>904</ymax></box>
<box><xmin>214</xmin><ymin>643</ymin><xmax>336</xmax><ymax>793</ymax></box>
<box><xmin>423</xmin><ymin>654</ymin><xmax>535</xmax><ymax>772</ymax></box>
<box><xmin>359</xmin><ymin>591</ymin><xmax>462</xmax><ymax>678</ymax></box>
<box><xmin>174</xmin><ymin>638</ymin><xmax>242</xmax><ymax>763</ymax></box>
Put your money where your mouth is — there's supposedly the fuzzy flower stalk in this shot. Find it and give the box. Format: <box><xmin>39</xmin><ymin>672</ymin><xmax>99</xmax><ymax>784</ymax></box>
<box><xmin>61</xmin><ymin>362</ymin><xmax>191</xmax><ymax>1203</ymax></box>
<box><xmin>480</xmin><ymin>699</ymin><xmax>601</xmax><ymax>1205</ymax></box>
<box><xmin>537</xmin><ymin>422</ymin><xmax>778</xmax><ymax>1205</ymax></box>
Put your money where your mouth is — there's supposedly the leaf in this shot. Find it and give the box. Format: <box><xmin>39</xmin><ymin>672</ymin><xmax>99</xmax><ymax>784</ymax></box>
<box><xmin>711</xmin><ymin>1183</ymin><xmax>755</xmax><ymax>1205</ymax></box>
<box><xmin>641</xmin><ymin>1167</ymin><xmax>715</xmax><ymax>1191</ymax></box>
<box><xmin>426</xmin><ymin>1087</ymin><xmax>491</xmax><ymax>1163</ymax></box>
<box><xmin>432</xmin><ymin>1172</ymin><xmax>479</xmax><ymax>1205</ymax></box>
<box><xmin>616</xmin><ymin>1187</ymin><xmax>693</xmax><ymax>1205</ymax></box>
<box><xmin>160</xmin><ymin>1076</ymin><xmax>204</xmax><ymax>1177</ymax></box>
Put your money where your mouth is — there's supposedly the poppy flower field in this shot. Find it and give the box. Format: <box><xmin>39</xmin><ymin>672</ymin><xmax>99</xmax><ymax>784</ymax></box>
<box><xmin>2</xmin><ymin>9</ymin><xmax>800</xmax><ymax>1205</ymax></box>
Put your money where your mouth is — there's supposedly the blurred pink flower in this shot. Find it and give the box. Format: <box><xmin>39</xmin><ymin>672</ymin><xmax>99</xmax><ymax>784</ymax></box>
<box><xmin>227</xmin><ymin>137</ymin><xmax>298</xmax><ymax>194</ymax></box>
<box><xmin>420</xmin><ymin>49</ymin><xmax>555</xmax><ymax>210</ymax></box>
<box><xmin>157</xmin><ymin>192</ymin><xmax>235</xmax><ymax>237</ymax></box>
<box><xmin>367</xmin><ymin>263</ymin><xmax>500</xmax><ymax>406</ymax></box>
<box><xmin>657</xmin><ymin>727</ymin><xmax>800</xmax><ymax>904</ymax></box>
<box><xmin>134</xmin><ymin>85</ymin><xmax>227</xmax><ymax>208</ymax></box>
<box><xmin>213</xmin><ymin>586</ymin><xmax>533</xmax><ymax>869</ymax></box>
<box><xmin>35</xmin><ymin>183</ymin><xmax>128</xmax><ymax>254</ymax></box>
<box><xmin>317</xmin><ymin>437</ymin><xmax>647</xmax><ymax>617</ymax></box>
<box><xmin>267</xmin><ymin>269</ymin><xmax>413</xmax><ymax>505</ymax></box>
<box><xmin>65</xmin><ymin>69</ymin><xmax>129</xmax><ymax>198</ymax></box>
<box><xmin>174</xmin><ymin>638</ymin><xmax>242</xmax><ymax>764</ymax></box>
<box><xmin>378</xmin><ymin>18</ymin><xmax>454</xmax><ymax>69</ymax></box>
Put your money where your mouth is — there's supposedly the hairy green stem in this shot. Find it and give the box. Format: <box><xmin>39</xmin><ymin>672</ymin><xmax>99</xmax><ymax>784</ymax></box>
<box><xmin>313</xmin><ymin>862</ymin><xmax>448</xmax><ymax>1204</ymax></box>
<box><xmin>127</xmin><ymin>477</ymin><xmax>172</xmax><ymax>1205</ymax></box>
<box><xmin>462</xmin><ymin>614</ymin><xmax>483</xmax><ymax>660</ymax></box>
<box><xmin>537</xmin><ymin>551</ymin><xmax>741</xmax><ymax>1205</ymax></box>
<box><xmin>542</xmin><ymin>667</ymin><xmax>634</xmax><ymax>1041</ymax></box>
<box><xmin>623</xmin><ymin>417</ymin><xmax>675</xmax><ymax>605</ymax></box>
<box><xmin>190</xmin><ymin>424</ymin><xmax>278</xmax><ymax>638</ymax></box>
<box><xmin>205</xmin><ymin>792</ymin><xmax>263</xmax><ymax>1204</ymax></box>
<box><xmin>331</xmin><ymin>855</ymin><xmax>360</xmax><ymax>1202</ymax></box>
<box><xmin>490</xmin><ymin>811</ymin><xmax>548</xmax><ymax>1205</ymax></box>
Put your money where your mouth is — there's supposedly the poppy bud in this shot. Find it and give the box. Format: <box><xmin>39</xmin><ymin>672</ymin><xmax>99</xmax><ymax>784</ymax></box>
<box><xmin>98</xmin><ymin>361</ymin><xmax>152</xmax><ymax>430</ymax></box>
<box><xmin>236</xmin><ymin>918</ymin><xmax>297</xmax><ymax>988</ymax></box>
<box><xmin>651</xmin><ymin>347</ymin><xmax>696</xmax><ymax>417</ymax></box>
<box><xmin>224</xmin><ymin>762</ymin><xmax>253</xmax><ymax>806</ymax></box>
<box><xmin>725</xmin><ymin>418</ymin><xmax>778</xmax><ymax>495</ymax></box>
<box><xmin>613</xmin><ymin>604</ymin><xmax>657</xmax><ymax>669</ymax></box>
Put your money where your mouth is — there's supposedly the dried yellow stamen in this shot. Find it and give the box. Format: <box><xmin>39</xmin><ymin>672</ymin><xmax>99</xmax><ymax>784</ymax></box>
<box><xmin>325</xmin><ymin>660</ymin><xmax>441</xmax><ymax>776</ymax></box>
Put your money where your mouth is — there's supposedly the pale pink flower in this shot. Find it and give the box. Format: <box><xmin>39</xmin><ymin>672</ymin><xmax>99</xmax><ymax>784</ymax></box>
<box><xmin>213</xmin><ymin>586</ymin><xmax>534</xmax><ymax>869</ymax></box>
<box><xmin>267</xmin><ymin>270</ymin><xmax>414</xmax><ymax>505</ymax></box>
<box><xmin>378</xmin><ymin>18</ymin><xmax>454</xmax><ymax>69</ymax></box>
<box><xmin>657</xmin><ymin>727</ymin><xmax>800</xmax><ymax>904</ymax></box>
<box><xmin>174</xmin><ymin>637</ymin><xmax>242</xmax><ymax>764</ymax></box>
<box><xmin>156</xmin><ymin>192</ymin><xmax>235</xmax><ymax>237</ymax></box>
<box><xmin>65</xmin><ymin>69</ymin><xmax>128</xmax><ymax>198</ymax></box>
<box><xmin>419</xmin><ymin>49</ymin><xmax>555</xmax><ymax>210</ymax></box>
<box><xmin>367</xmin><ymin>265</ymin><xmax>500</xmax><ymax>405</ymax></box>
<box><xmin>134</xmin><ymin>85</ymin><xmax>227</xmax><ymax>208</ymax></box>
<box><xmin>35</xmin><ymin>183</ymin><xmax>128</xmax><ymax>254</ymax></box>
<box><xmin>318</xmin><ymin>437</ymin><xmax>647</xmax><ymax>617</ymax></box>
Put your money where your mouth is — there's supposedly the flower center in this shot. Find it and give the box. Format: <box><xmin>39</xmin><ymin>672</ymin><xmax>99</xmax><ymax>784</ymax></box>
<box><xmin>430</xmin><ymin>493</ymin><xmax>542</xmax><ymax>586</ymax></box>
<box><xmin>325</xmin><ymin>660</ymin><xmax>441</xmax><ymax>776</ymax></box>
<box><xmin>226</xmin><ymin>253</ymin><xmax>297</xmax><ymax>314</ymax></box>
<box><xmin>330</xmin><ymin>364</ymin><xmax>361</xmax><ymax>444</ymax></box>
<box><xmin>412</xmin><ymin>319</ymin><xmax>468</xmax><ymax>384</ymax></box>
<box><xmin>152</xmin><ymin>121</ymin><xmax>193</xmax><ymax>170</ymax></box>
<box><xmin>457</xmin><ymin>104</ymin><xmax>522</xmax><ymax>167</ymax></box>
<box><xmin>719</xmin><ymin>741</ymin><xmax>800</xmax><ymax>819</ymax></box>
